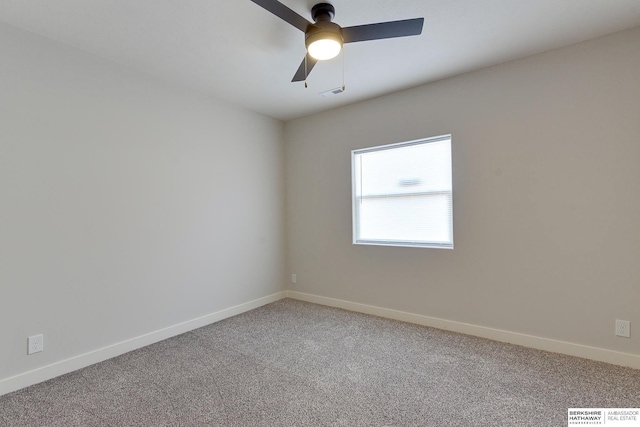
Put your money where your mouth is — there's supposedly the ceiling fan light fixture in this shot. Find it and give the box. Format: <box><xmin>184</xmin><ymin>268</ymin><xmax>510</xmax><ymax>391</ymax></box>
<box><xmin>306</xmin><ymin>31</ymin><xmax>343</xmax><ymax>60</ymax></box>
<box><xmin>249</xmin><ymin>0</ymin><xmax>424</xmax><ymax>82</ymax></box>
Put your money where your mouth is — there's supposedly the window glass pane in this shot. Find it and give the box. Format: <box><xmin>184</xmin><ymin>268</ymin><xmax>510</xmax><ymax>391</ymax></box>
<box><xmin>358</xmin><ymin>194</ymin><xmax>452</xmax><ymax>243</ymax></box>
<box><xmin>358</xmin><ymin>140</ymin><xmax>452</xmax><ymax>197</ymax></box>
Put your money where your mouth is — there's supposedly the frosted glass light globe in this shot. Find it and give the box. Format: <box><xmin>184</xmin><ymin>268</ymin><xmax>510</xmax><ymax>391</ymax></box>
<box><xmin>307</xmin><ymin>38</ymin><xmax>342</xmax><ymax>60</ymax></box>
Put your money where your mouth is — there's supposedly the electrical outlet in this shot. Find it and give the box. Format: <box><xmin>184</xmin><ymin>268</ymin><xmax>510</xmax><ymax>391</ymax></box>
<box><xmin>291</xmin><ymin>273</ymin><xmax>297</xmax><ymax>284</ymax></box>
<box><xmin>28</xmin><ymin>334</ymin><xmax>44</xmax><ymax>354</ymax></box>
<box><xmin>615</xmin><ymin>320</ymin><xmax>630</xmax><ymax>338</ymax></box>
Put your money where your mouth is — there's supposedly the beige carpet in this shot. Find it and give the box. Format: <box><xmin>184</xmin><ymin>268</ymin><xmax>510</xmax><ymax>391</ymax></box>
<box><xmin>1</xmin><ymin>298</ymin><xmax>639</xmax><ymax>426</ymax></box>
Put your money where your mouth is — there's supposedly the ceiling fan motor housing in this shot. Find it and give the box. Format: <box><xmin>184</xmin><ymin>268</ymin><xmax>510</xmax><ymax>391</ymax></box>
<box><xmin>311</xmin><ymin>3</ymin><xmax>335</xmax><ymax>22</ymax></box>
<box><xmin>305</xmin><ymin>21</ymin><xmax>343</xmax><ymax>47</ymax></box>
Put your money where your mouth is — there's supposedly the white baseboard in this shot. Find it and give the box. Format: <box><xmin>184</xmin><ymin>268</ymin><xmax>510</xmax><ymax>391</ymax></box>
<box><xmin>0</xmin><ymin>291</ymin><xmax>287</xmax><ymax>397</ymax></box>
<box><xmin>3</xmin><ymin>289</ymin><xmax>637</xmax><ymax>397</ymax></box>
<box><xmin>286</xmin><ymin>290</ymin><xmax>640</xmax><ymax>370</ymax></box>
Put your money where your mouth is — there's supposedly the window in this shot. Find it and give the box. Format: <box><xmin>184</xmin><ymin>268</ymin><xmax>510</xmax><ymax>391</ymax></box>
<box><xmin>352</xmin><ymin>135</ymin><xmax>453</xmax><ymax>249</ymax></box>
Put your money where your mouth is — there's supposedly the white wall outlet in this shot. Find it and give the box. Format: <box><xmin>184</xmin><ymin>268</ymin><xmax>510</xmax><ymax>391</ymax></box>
<box><xmin>28</xmin><ymin>334</ymin><xmax>44</xmax><ymax>354</ymax></box>
<box><xmin>291</xmin><ymin>273</ymin><xmax>297</xmax><ymax>284</ymax></box>
<box><xmin>615</xmin><ymin>320</ymin><xmax>630</xmax><ymax>338</ymax></box>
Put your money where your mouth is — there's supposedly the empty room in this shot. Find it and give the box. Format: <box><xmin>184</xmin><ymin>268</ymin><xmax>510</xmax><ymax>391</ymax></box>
<box><xmin>1</xmin><ymin>1</ymin><xmax>639</xmax><ymax>426</ymax></box>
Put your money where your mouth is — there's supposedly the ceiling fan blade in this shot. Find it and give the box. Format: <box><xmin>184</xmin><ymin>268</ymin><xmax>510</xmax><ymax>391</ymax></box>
<box><xmin>250</xmin><ymin>0</ymin><xmax>312</xmax><ymax>32</ymax></box>
<box><xmin>342</xmin><ymin>18</ymin><xmax>424</xmax><ymax>43</ymax></box>
<box><xmin>291</xmin><ymin>54</ymin><xmax>319</xmax><ymax>82</ymax></box>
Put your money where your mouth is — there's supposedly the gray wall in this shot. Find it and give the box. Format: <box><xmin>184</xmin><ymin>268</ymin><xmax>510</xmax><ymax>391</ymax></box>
<box><xmin>2</xmin><ymin>18</ymin><xmax>639</xmax><ymax>389</ymax></box>
<box><xmin>0</xmin><ymin>22</ymin><xmax>285</xmax><ymax>382</ymax></box>
<box><xmin>284</xmin><ymin>27</ymin><xmax>640</xmax><ymax>357</ymax></box>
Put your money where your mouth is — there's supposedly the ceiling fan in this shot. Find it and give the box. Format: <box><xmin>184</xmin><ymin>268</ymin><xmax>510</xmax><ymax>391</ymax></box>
<box><xmin>250</xmin><ymin>0</ymin><xmax>424</xmax><ymax>83</ymax></box>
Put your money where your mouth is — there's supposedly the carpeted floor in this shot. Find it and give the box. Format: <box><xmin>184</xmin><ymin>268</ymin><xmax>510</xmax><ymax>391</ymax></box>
<box><xmin>1</xmin><ymin>298</ymin><xmax>639</xmax><ymax>426</ymax></box>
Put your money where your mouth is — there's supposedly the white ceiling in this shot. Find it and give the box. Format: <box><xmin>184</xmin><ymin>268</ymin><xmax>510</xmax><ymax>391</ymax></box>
<box><xmin>2</xmin><ymin>0</ymin><xmax>640</xmax><ymax>121</ymax></box>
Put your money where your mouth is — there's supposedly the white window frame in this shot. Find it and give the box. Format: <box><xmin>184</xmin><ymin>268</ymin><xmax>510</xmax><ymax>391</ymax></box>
<box><xmin>351</xmin><ymin>134</ymin><xmax>453</xmax><ymax>249</ymax></box>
